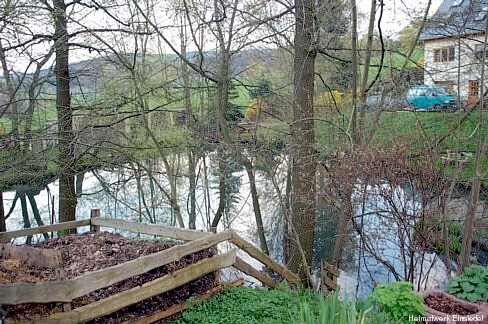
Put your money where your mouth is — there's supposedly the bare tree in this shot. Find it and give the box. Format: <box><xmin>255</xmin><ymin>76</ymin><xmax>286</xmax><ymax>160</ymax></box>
<box><xmin>459</xmin><ymin>17</ymin><xmax>488</xmax><ymax>272</ymax></box>
<box><xmin>52</xmin><ymin>0</ymin><xmax>77</xmax><ymax>227</ymax></box>
<box><xmin>288</xmin><ymin>0</ymin><xmax>317</xmax><ymax>285</ymax></box>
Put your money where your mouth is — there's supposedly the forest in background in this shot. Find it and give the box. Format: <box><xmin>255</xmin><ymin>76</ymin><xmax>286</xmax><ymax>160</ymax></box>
<box><xmin>0</xmin><ymin>0</ymin><xmax>487</xmax><ymax>288</ymax></box>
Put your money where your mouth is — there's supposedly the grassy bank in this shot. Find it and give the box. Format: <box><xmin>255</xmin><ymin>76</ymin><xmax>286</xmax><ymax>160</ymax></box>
<box><xmin>312</xmin><ymin>108</ymin><xmax>488</xmax><ymax>183</ymax></box>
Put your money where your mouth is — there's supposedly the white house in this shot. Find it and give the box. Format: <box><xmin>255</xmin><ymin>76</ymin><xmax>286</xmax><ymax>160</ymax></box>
<box><xmin>420</xmin><ymin>0</ymin><xmax>488</xmax><ymax>104</ymax></box>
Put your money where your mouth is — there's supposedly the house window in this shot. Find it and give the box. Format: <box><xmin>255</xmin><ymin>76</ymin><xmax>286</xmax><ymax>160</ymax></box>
<box><xmin>468</xmin><ymin>80</ymin><xmax>480</xmax><ymax>103</ymax></box>
<box><xmin>434</xmin><ymin>47</ymin><xmax>455</xmax><ymax>62</ymax></box>
<box><xmin>475</xmin><ymin>44</ymin><xmax>487</xmax><ymax>60</ymax></box>
<box><xmin>434</xmin><ymin>81</ymin><xmax>454</xmax><ymax>92</ymax></box>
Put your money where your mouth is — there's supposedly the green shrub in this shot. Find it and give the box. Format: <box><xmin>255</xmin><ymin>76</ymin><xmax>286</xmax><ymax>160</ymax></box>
<box><xmin>367</xmin><ymin>282</ymin><xmax>425</xmax><ymax>323</ymax></box>
<box><xmin>447</xmin><ymin>265</ymin><xmax>488</xmax><ymax>302</ymax></box>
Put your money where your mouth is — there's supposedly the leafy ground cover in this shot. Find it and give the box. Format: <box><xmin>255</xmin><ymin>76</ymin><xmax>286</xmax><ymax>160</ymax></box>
<box><xmin>446</xmin><ymin>265</ymin><xmax>488</xmax><ymax>302</ymax></box>
<box><xmin>178</xmin><ymin>285</ymin><xmax>315</xmax><ymax>324</ymax></box>
<box><xmin>177</xmin><ymin>285</ymin><xmax>393</xmax><ymax>324</ymax></box>
<box><xmin>178</xmin><ymin>274</ymin><xmax>488</xmax><ymax>323</ymax></box>
<box><xmin>366</xmin><ymin>282</ymin><xmax>425</xmax><ymax>324</ymax></box>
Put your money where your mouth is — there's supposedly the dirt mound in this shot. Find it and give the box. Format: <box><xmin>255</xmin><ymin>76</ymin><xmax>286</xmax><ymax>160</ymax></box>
<box><xmin>1</xmin><ymin>231</ymin><xmax>215</xmax><ymax>322</ymax></box>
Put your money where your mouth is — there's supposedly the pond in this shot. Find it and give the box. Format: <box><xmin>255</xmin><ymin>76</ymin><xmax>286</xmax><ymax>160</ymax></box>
<box><xmin>2</xmin><ymin>155</ymin><xmax>454</xmax><ymax>299</ymax></box>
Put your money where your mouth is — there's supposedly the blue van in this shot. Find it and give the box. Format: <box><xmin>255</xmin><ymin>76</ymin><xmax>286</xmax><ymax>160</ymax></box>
<box><xmin>406</xmin><ymin>85</ymin><xmax>457</xmax><ymax>110</ymax></box>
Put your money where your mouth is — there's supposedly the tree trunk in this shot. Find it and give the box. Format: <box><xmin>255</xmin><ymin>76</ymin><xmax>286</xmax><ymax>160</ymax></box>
<box><xmin>211</xmin><ymin>1</ymin><xmax>233</xmax><ymax>228</ymax></box>
<box><xmin>358</xmin><ymin>0</ymin><xmax>376</xmax><ymax>140</ymax></box>
<box><xmin>161</xmin><ymin>156</ymin><xmax>185</xmax><ymax>228</ymax></box>
<box><xmin>0</xmin><ymin>39</ymin><xmax>19</xmax><ymax>135</ymax></box>
<box><xmin>19</xmin><ymin>193</ymin><xmax>32</xmax><ymax>244</ymax></box>
<box><xmin>75</xmin><ymin>171</ymin><xmax>84</xmax><ymax>197</ymax></box>
<box><xmin>180</xmin><ymin>19</ymin><xmax>197</xmax><ymax>229</ymax></box>
<box><xmin>288</xmin><ymin>0</ymin><xmax>317</xmax><ymax>285</ymax></box>
<box><xmin>27</xmin><ymin>192</ymin><xmax>49</xmax><ymax>240</ymax></box>
<box><xmin>188</xmin><ymin>151</ymin><xmax>197</xmax><ymax>229</ymax></box>
<box><xmin>458</xmin><ymin>20</ymin><xmax>488</xmax><ymax>273</ymax></box>
<box><xmin>349</xmin><ymin>0</ymin><xmax>359</xmax><ymax>146</ymax></box>
<box><xmin>25</xmin><ymin>50</ymin><xmax>54</xmax><ymax>135</ymax></box>
<box><xmin>243</xmin><ymin>158</ymin><xmax>269</xmax><ymax>255</ymax></box>
<box><xmin>54</xmin><ymin>0</ymin><xmax>77</xmax><ymax>231</ymax></box>
<box><xmin>211</xmin><ymin>152</ymin><xmax>227</xmax><ymax>228</ymax></box>
<box><xmin>0</xmin><ymin>192</ymin><xmax>6</xmax><ymax>233</ymax></box>
<box><xmin>283</xmin><ymin>162</ymin><xmax>292</xmax><ymax>264</ymax></box>
<box><xmin>331</xmin><ymin>191</ymin><xmax>353</xmax><ymax>268</ymax></box>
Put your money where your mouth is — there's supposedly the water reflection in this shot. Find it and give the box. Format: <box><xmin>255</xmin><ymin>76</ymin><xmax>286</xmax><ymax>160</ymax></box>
<box><xmin>3</xmin><ymin>156</ymin><xmax>451</xmax><ymax>298</ymax></box>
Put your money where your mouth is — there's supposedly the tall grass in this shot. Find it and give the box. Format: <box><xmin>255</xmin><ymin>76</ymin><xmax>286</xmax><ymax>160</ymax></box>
<box><xmin>298</xmin><ymin>291</ymin><xmax>371</xmax><ymax>324</ymax></box>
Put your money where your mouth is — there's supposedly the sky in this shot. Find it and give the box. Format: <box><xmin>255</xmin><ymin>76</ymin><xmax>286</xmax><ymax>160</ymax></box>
<box><xmin>358</xmin><ymin>0</ymin><xmax>444</xmax><ymax>36</ymax></box>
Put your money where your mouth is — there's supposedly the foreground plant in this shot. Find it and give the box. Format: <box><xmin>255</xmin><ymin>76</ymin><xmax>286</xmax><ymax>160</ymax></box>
<box><xmin>179</xmin><ymin>284</ymin><xmax>387</xmax><ymax>324</ymax></box>
<box><xmin>179</xmin><ymin>284</ymin><xmax>317</xmax><ymax>324</ymax></box>
<box><xmin>298</xmin><ymin>291</ymin><xmax>370</xmax><ymax>324</ymax></box>
<box><xmin>447</xmin><ymin>264</ymin><xmax>488</xmax><ymax>302</ymax></box>
<box><xmin>367</xmin><ymin>281</ymin><xmax>425</xmax><ymax>323</ymax></box>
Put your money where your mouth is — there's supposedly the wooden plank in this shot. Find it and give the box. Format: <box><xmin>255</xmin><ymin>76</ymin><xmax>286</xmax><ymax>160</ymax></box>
<box><xmin>0</xmin><ymin>230</ymin><xmax>233</xmax><ymax>304</ymax></box>
<box><xmin>130</xmin><ymin>279</ymin><xmax>245</xmax><ymax>324</ymax></box>
<box><xmin>233</xmin><ymin>257</ymin><xmax>279</xmax><ymax>288</ymax></box>
<box><xmin>45</xmin><ymin>250</ymin><xmax>237</xmax><ymax>323</ymax></box>
<box><xmin>0</xmin><ymin>280</ymin><xmax>74</xmax><ymax>304</ymax></box>
<box><xmin>12</xmin><ymin>312</ymin><xmax>81</xmax><ymax>324</ymax></box>
<box><xmin>90</xmin><ymin>218</ymin><xmax>211</xmax><ymax>241</ymax></box>
<box><xmin>230</xmin><ymin>232</ymin><xmax>300</xmax><ymax>286</ymax></box>
<box><xmin>0</xmin><ymin>219</ymin><xmax>91</xmax><ymax>242</ymax></box>
<box><xmin>0</xmin><ymin>244</ymin><xmax>63</xmax><ymax>268</ymax></box>
<box><xmin>322</xmin><ymin>261</ymin><xmax>340</xmax><ymax>277</ymax></box>
<box><xmin>90</xmin><ymin>209</ymin><xmax>101</xmax><ymax>233</ymax></box>
<box><xmin>322</xmin><ymin>275</ymin><xmax>338</xmax><ymax>290</ymax></box>
<box><xmin>209</xmin><ymin>227</ymin><xmax>219</xmax><ymax>287</ymax></box>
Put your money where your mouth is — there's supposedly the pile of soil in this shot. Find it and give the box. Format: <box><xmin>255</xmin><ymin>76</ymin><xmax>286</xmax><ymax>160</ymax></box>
<box><xmin>424</xmin><ymin>295</ymin><xmax>478</xmax><ymax>315</ymax></box>
<box><xmin>1</xmin><ymin>231</ymin><xmax>216</xmax><ymax>323</ymax></box>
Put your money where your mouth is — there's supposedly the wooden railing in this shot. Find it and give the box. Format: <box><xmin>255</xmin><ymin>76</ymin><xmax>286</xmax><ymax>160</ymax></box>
<box><xmin>0</xmin><ymin>216</ymin><xmax>299</xmax><ymax>323</ymax></box>
<box><xmin>321</xmin><ymin>260</ymin><xmax>340</xmax><ymax>291</ymax></box>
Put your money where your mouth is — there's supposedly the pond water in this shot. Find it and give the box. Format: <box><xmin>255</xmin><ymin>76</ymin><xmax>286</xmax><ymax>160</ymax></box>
<box><xmin>336</xmin><ymin>183</ymin><xmax>452</xmax><ymax>298</ymax></box>
<box><xmin>2</xmin><ymin>156</ymin><xmax>453</xmax><ymax>299</ymax></box>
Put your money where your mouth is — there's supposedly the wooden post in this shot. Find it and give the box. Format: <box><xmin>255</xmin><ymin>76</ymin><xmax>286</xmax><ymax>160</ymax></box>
<box><xmin>56</xmin><ymin>268</ymin><xmax>72</xmax><ymax>312</ymax></box>
<box><xmin>90</xmin><ymin>209</ymin><xmax>100</xmax><ymax>233</ymax></box>
<box><xmin>51</xmin><ymin>195</ymin><xmax>55</xmax><ymax>239</ymax></box>
<box><xmin>210</xmin><ymin>227</ymin><xmax>219</xmax><ymax>287</ymax></box>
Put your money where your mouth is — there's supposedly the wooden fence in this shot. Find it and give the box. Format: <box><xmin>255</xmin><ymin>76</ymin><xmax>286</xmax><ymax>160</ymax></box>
<box><xmin>0</xmin><ymin>216</ymin><xmax>300</xmax><ymax>323</ymax></box>
<box><xmin>321</xmin><ymin>260</ymin><xmax>340</xmax><ymax>291</ymax></box>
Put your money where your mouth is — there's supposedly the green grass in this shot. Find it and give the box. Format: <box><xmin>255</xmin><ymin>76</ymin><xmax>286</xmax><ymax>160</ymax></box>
<box><xmin>0</xmin><ymin>118</ymin><xmax>12</xmax><ymax>134</ymax></box>
<box><xmin>268</xmin><ymin>108</ymin><xmax>486</xmax><ymax>156</ymax></box>
<box><xmin>230</xmin><ymin>84</ymin><xmax>251</xmax><ymax>110</ymax></box>
<box><xmin>0</xmin><ymin>105</ymin><xmax>57</xmax><ymax>134</ymax></box>
<box><xmin>369</xmin><ymin>110</ymin><xmax>486</xmax><ymax>151</ymax></box>
<box><xmin>366</xmin><ymin>47</ymin><xmax>423</xmax><ymax>83</ymax></box>
<box><xmin>178</xmin><ymin>285</ymin><xmax>313</xmax><ymax>324</ymax></box>
<box><xmin>30</xmin><ymin>106</ymin><xmax>57</xmax><ymax>131</ymax></box>
<box><xmin>371</xmin><ymin>110</ymin><xmax>487</xmax><ymax>182</ymax></box>
<box><xmin>314</xmin><ymin>108</ymin><xmax>488</xmax><ymax>183</ymax></box>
